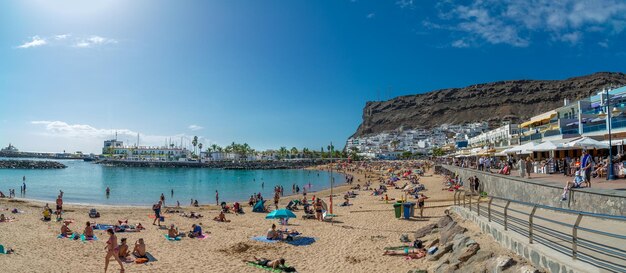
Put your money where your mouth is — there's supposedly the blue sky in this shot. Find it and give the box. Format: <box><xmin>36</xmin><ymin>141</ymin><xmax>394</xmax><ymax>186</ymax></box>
<box><xmin>1</xmin><ymin>0</ymin><xmax>626</xmax><ymax>154</ymax></box>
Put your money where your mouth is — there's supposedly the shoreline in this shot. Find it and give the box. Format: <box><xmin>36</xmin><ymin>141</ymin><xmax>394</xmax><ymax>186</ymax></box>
<box><xmin>3</xmin><ymin>167</ymin><xmax>352</xmax><ymax>208</ymax></box>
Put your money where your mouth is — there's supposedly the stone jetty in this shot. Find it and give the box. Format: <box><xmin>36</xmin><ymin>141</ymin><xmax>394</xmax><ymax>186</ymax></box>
<box><xmin>0</xmin><ymin>160</ymin><xmax>67</xmax><ymax>169</ymax></box>
<box><xmin>97</xmin><ymin>159</ymin><xmax>327</xmax><ymax>169</ymax></box>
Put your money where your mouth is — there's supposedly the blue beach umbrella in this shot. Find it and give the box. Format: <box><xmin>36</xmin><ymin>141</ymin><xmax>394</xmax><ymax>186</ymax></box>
<box><xmin>265</xmin><ymin>209</ymin><xmax>297</xmax><ymax>220</ymax></box>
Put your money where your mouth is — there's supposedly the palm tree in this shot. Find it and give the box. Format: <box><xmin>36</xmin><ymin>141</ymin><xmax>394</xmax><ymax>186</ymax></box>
<box><xmin>278</xmin><ymin>146</ymin><xmax>288</xmax><ymax>159</ymax></box>
<box><xmin>198</xmin><ymin>143</ymin><xmax>203</xmax><ymax>161</ymax></box>
<box><xmin>290</xmin><ymin>147</ymin><xmax>298</xmax><ymax>159</ymax></box>
<box><xmin>211</xmin><ymin>144</ymin><xmax>219</xmax><ymax>154</ymax></box>
<box><xmin>192</xmin><ymin>136</ymin><xmax>198</xmax><ymax>156</ymax></box>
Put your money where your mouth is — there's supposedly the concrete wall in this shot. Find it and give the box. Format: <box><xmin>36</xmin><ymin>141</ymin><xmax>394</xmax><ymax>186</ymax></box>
<box><xmin>439</xmin><ymin>165</ymin><xmax>626</xmax><ymax>216</ymax></box>
<box><xmin>451</xmin><ymin>206</ymin><xmax>600</xmax><ymax>273</ymax></box>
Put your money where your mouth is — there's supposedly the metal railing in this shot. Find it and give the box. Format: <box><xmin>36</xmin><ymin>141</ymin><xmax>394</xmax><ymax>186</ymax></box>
<box><xmin>453</xmin><ymin>190</ymin><xmax>626</xmax><ymax>273</ymax></box>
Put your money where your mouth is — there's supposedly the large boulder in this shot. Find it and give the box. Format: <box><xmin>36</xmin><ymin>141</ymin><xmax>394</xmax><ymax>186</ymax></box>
<box><xmin>458</xmin><ymin>243</ymin><xmax>480</xmax><ymax>262</ymax></box>
<box><xmin>488</xmin><ymin>255</ymin><xmax>515</xmax><ymax>273</ymax></box>
<box><xmin>415</xmin><ymin>223</ymin><xmax>438</xmax><ymax>238</ymax></box>
<box><xmin>466</xmin><ymin>250</ymin><xmax>494</xmax><ymax>264</ymax></box>
<box><xmin>437</xmin><ymin>215</ymin><xmax>454</xmax><ymax>228</ymax></box>
<box><xmin>440</xmin><ymin>224</ymin><xmax>467</xmax><ymax>245</ymax></box>
<box><xmin>428</xmin><ymin>243</ymin><xmax>453</xmax><ymax>261</ymax></box>
<box><xmin>451</xmin><ymin>234</ymin><xmax>470</xmax><ymax>251</ymax></box>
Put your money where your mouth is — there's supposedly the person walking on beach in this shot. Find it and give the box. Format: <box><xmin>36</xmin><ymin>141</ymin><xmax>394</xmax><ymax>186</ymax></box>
<box><xmin>215</xmin><ymin>190</ymin><xmax>219</xmax><ymax>205</ymax></box>
<box><xmin>525</xmin><ymin>157</ymin><xmax>533</xmax><ymax>179</ymax></box>
<box><xmin>152</xmin><ymin>201</ymin><xmax>162</xmax><ymax>226</ymax></box>
<box><xmin>104</xmin><ymin>228</ymin><xmax>125</xmax><ymax>273</ymax></box>
<box><xmin>160</xmin><ymin>193</ymin><xmax>165</xmax><ymax>206</ymax></box>
<box><xmin>417</xmin><ymin>193</ymin><xmax>429</xmax><ymax>218</ymax></box>
<box><xmin>581</xmin><ymin>149</ymin><xmax>593</xmax><ymax>188</ymax></box>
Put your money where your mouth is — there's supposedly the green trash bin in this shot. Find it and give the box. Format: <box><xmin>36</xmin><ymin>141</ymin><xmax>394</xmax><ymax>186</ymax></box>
<box><xmin>393</xmin><ymin>203</ymin><xmax>402</xmax><ymax>218</ymax></box>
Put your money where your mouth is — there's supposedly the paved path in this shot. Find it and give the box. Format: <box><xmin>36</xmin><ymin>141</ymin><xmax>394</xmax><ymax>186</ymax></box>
<box><xmin>468</xmin><ymin>196</ymin><xmax>626</xmax><ymax>272</ymax></box>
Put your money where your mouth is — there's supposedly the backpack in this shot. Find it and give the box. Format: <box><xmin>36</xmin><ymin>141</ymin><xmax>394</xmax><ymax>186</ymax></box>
<box><xmin>413</xmin><ymin>239</ymin><xmax>423</xmax><ymax>249</ymax></box>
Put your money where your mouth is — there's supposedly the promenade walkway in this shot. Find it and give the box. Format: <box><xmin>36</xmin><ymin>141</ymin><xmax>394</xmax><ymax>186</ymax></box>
<box><xmin>458</xmin><ymin>192</ymin><xmax>626</xmax><ymax>272</ymax></box>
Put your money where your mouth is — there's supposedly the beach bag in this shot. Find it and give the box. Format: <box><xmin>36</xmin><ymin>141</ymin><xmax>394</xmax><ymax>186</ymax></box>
<box><xmin>282</xmin><ymin>266</ymin><xmax>296</xmax><ymax>272</ymax></box>
<box><xmin>159</xmin><ymin>216</ymin><xmax>165</xmax><ymax>222</ymax></box>
<box><xmin>135</xmin><ymin>258</ymin><xmax>149</xmax><ymax>264</ymax></box>
<box><xmin>413</xmin><ymin>239</ymin><xmax>423</xmax><ymax>249</ymax></box>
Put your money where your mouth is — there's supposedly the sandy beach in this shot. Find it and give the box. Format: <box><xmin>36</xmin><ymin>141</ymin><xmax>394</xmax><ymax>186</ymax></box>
<box><xmin>0</xmin><ymin>164</ymin><xmax>455</xmax><ymax>273</ymax></box>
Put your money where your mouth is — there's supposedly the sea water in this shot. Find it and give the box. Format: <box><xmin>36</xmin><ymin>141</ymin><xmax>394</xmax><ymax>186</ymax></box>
<box><xmin>0</xmin><ymin>158</ymin><xmax>345</xmax><ymax>206</ymax></box>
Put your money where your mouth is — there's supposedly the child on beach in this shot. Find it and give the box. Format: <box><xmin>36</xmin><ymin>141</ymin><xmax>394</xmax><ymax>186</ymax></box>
<box><xmin>561</xmin><ymin>171</ymin><xmax>584</xmax><ymax>201</ymax></box>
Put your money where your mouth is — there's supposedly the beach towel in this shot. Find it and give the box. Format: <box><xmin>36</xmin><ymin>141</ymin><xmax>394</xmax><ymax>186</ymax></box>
<box><xmin>246</xmin><ymin>262</ymin><xmax>282</xmax><ymax>273</ymax></box>
<box><xmin>285</xmin><ymin>237</ymin><xmax>316</xmax><ymax>246</ymax></box>
<box><xmin>251</xmin><ymin>236</ymin><xmax>279</xmax><ymax>243</ymax></box>
<box><xmin>384</xmin><ymin>246</ymin><xmax>417</xmax><ymax>251</ymax></box>
<box><xmin>80</xmin><ymin>234</ymin><xmax>98</xmax><ymax>242</ymax></box>
<box><xmin>0</xmin><ymin>245</ymin><xmax>6</xmax><ymax>254</ymax></box>
<box><xmin>93</xmin><ymin>224</ymin><xmax>115</xmax><ymax>230</ymax></box>
<box><xmin>164</xmin><ymin>235</ymin><xmax>181</xmax><ymax>241</ymax></box>
<box><xmin>133</xmin><ymin>252</ymin><xmax>158</xmax><ymax>262</ymax></box>
<box><xmin>194</xmin><ymin>234</ymin><xmax>209</xmax><ymax>240</ymax></box>
<box><xmin>246</xmin><ymin>262</ymin><xmax>297</xmax><ymax>273</ymax></box>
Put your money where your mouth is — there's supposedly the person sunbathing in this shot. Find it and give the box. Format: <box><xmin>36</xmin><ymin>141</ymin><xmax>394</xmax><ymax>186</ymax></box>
<box><xmin>245</xmin><ymin>257</ymin><xmax>286</xmax><ymax>270</ymax></box>
<box><xmin>213</xmin><ymin>211</ymin><xmax>231</xmax><ymax>222</ymax></box>
<box><xmin>383</xmin><ymin>248</ymin><xmax>426</xmax><ymax>259</ymax></box>
<box><xmin>0</xmin><ymin>214</ymin><xmax>12</xmax><ymax>222</ymax></box>
<box><xmin>118</xmin><ymin>238</ymin><xmax>129</xmax><ymax>259</ymax></box>
<box><xmin>84</xmin><ymin>221</ymin><xmax>94</xmax><ymax>238</ymax></box>
<box><xmin>132</xmin><ymin>238</ymin><xmax>147</xmax><ymax>258</ymax></box>
<box><xmin>61</xmin><ymin>222</ymin><xmax>72</xmax><ymax>237</ymax></box>
<box><xmin>167</xmin><ymin>224</ymin><xmax>179</xmax><ymax>238</ymax></box>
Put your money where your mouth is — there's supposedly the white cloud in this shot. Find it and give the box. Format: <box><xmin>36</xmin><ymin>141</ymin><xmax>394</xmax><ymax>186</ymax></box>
<box><xmin>188</xmin><ymin>125</ymin><xmax>204</xmax><ymax>131</ymax></box>
<box><xmin>30</xmin><ymin>121</ymin><xmax>214</xmax><ymax>152</ymax></box>
<box><xmin>17</xmin><ymin>36</ymin><xmax>47</xmax><ymax>49</ymax></box>
<box><xmin>74</xmin><ymin>35</ymin><xmax>118</xmax><ymax>48</ymax></box>
<box><xmin>451</xmin><ymin>39</ymin><xmax>470</xmax><ymax>48</ymax></box>
<box><xmin>598</xmin><ymin>39</ymin><xmax>609</xmax><ymax>48</ymax></box>
<box><xmin>16</xmin><ymin>34</ymin><xmax>117</xmax><ymax>49</ymax></box>
<box><xmin>367</xmin><ymin>13</ymin><xmax>375</xmax><ymax>19</ymax></box>
<box><xmin>423</xmin><ymin>0</ymin><xmax>626</xmax><ymax>47</ymax></box>
<box><xmin>55</xmin><ymin>34</ymin><xmax>70</xmax><ymax>40</ymax></box>
<box><xmin>396</xmin><ymin>0</ymin><xmax>414</xmax><ymax>9</ymax></box>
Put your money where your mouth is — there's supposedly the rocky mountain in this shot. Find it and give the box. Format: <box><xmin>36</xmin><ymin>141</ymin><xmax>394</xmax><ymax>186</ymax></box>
<box><xmin>352</xmin><ymin>72</ymin><xmax>626</xmax><ymax>137</ymax></box>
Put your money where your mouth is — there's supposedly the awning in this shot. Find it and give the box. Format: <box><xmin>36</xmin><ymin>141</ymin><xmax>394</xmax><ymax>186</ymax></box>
<box><xmin>520</xmin><ymin>110</ymin><xmax>557</xmax><ymax>128</ymax></box>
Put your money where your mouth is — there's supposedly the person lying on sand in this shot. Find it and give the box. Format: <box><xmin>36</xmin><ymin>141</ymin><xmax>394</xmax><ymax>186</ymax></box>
<box><xmin>0</xmin><ymin>214</ymin><xmax>13</xmax><ymax>222</ymax></box>
<box><xmin>383</xmin><ymin>248</ymin><xmax>426</xmax><ymax>259</ymax></box>
<box><xmin>213</xmin><ymin>211</ymin><xmax>231</xmax><ymax>222</ymax></box>
<box><xmin>84</xmin><ymin>221</ymin><xmax>94</xmax><ymax>238</ymax></box>
<box><xmin>132</xmin><ymin>238</ymin><xmax>146</xmax><ymax>258</ymax></box>
<box><xmin>181</xmin><ymin>212</ymin><xmax>203</xmax><ymax>219</ymax></box>
<box><xmin>61</xmin><ymin>222</ymin><xmax>72</xmax><ymax>237</ymax></box>
<box><xmin>118</xmin><ymin>238</ymin><xmax>129</xmax><ymax>259</ymax></box>
<box><xmin>245</xmin><ymin>256</ymin><xmax>285</xmax><ymax>269</ymax></box>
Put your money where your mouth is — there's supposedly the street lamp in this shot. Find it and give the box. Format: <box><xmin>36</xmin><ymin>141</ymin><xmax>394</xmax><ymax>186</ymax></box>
<box><xmin>598</xmin><ymin>88</ymin><xmax>622</xmax><ymax>180</ymax></box>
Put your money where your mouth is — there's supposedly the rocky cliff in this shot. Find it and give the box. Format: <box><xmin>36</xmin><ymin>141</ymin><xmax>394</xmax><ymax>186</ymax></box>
<box><xmin>352</xmin><ymin>72</ymin><xmax>626</xmax><ymax>137</ymax></box>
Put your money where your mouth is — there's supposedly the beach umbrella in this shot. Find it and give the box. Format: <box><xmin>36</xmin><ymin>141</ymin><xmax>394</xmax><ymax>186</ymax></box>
<box><xmin>528</xmin><ymin>140</ymin><xmax>571</xmax><ymax>152</ymax></box>
<box><xmin>265</xmin><ymin>209</ymin><xmax>297</xmax><ymax>220</ymax></box>
<box><xmin>566</xmin><ymin>137</ymin><xmax>609</xmax><ymax>149</ymax></box>
<box><xmin>504</xmin><ymin>141</ymin><xmax>540</xmax><ymax>154</ymax></box>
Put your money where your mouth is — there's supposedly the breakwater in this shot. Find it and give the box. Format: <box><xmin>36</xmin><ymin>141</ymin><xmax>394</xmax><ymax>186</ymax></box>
<box><xmin>0</xmin><ymin>160</ymin><xmax>67</xmax><ymax>169</ymax></box>
<box><xmin>97</xmin><ymin>159</ymin><xmax>327</xmax><ymax>169</ymax></box>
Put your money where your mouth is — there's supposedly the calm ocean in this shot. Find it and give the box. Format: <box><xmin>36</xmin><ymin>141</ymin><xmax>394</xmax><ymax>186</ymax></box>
<box><xmin>0</xmin><ymin>158</ymin><xmax>345</xmax><ymax>206</ymax></box>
